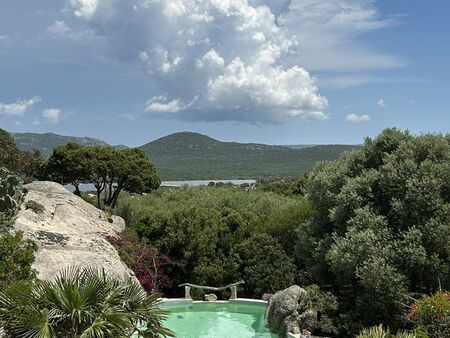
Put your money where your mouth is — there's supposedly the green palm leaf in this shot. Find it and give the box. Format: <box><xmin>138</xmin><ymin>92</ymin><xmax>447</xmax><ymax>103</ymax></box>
<box><xmin>0</xmin><ymin>267</ymin><xmax>173</xmax><ymax>338</ymax></box>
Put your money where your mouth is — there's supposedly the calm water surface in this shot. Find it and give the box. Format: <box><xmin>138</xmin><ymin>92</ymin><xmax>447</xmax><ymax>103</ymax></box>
<box><xmin>66</xmin><ymin>180</ymin><xmax>256</xmax><ymax>192</ymax></box>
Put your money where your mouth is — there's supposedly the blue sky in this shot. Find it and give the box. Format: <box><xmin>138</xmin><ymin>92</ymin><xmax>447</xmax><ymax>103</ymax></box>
<box><xmin>0</xmin><ymin>0</ymin><xmax>449</xmax><ymax>146</ymax></box>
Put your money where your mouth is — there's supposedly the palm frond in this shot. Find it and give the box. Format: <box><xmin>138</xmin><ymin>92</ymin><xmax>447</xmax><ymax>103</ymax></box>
<box><xmin>0</xmin><ymin>266</ymin><xmax>173</xmax><ymax>338</ymax></box>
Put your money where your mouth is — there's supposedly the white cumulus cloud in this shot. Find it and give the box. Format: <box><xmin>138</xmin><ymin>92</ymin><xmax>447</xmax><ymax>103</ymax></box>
<box><xmin>145</xmin><ymin>96</ymin><xmax>187</xmax><ymax>113</ymax></box>
<box><xmin>346</xmin><ymin>113</ymin><xmax>371</xmax><ymax>123</ymax></box>
<box><xmin>43</xmin><ymin>108</ymin><xmax>61</xmax><ymax>124</ymax></box>
<box><xmin>66</xmin><ymin>0</ymin><xmax>403</xmax><ymax>122</ymax></box>
<box><xmin>67</xmin><ymin>0</ymin><xmax>328</xmax><ymax>123</ymax></box>
<box><xmin>0</xmin><ymin>96</ymin><xmax>41</xmax><ymax>116</ymax></box>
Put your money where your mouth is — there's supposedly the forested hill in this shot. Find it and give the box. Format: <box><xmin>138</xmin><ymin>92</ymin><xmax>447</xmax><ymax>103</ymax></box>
<box><xmin>11</xmin><ymin>130</ymin><xmax>357</xmax><ymax>180</ymax></box>
<box><xmin>140</xmin><ymin>132</ymin><xmax>358</xmax><ymax>180</ymax></box>
<box><xmin>12</xmin><ymin>132</ymin><xmax>127</xmax><ymax>157</ymax></box>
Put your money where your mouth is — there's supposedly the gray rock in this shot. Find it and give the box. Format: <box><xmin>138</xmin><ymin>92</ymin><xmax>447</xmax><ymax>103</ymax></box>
<box><xmin>265</xmin><ymin>285</ymin><xmax>317</xmax><ymax>338</ymax></box>
<box><xmin>262</xmin><ymin>293</ymin><xmax>273</xmax><ymax>301</ymax></box>
<box><xmin>12</xmin><ymin>181</ymin><xmax>135</xmax><ymax>282</ymax></box>
<box><xmin>265</xmin><ymin>285</ymin><xmax>307</xmax><ymax>332</ymax></box>
<box><xmin>279</xmin><ymin>312</ymin><xmax>302</xmax><ymax>337</ymax></box>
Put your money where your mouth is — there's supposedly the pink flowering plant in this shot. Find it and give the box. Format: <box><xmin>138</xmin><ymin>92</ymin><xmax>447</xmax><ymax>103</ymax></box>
<box><xmin>407</xmin><ymin>291</ymin><xmax>450</xmax><ymax>338</ymax></box>
<box><xmin>106</xmin><ymin>234</ymin><xmax>173</xmax><ymax>293</ymax></box>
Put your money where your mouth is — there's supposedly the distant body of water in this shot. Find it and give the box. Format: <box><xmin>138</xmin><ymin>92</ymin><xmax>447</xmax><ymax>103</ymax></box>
<box><xmin>66</xmin><ymin>180</ymin><xmax>256</xmax><ymax>192</ymax></box>
<box><xmin>161</xmin><ymin>179</ymin><xmax>256</xmax><ymax>187</ymax></box>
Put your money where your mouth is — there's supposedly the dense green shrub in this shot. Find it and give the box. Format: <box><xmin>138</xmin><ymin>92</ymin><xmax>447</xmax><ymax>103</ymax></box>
<box><xmin>0</xmin><ymin>170</ymin><xmax>37</xmax><ymax>290</ymax></box>
<box><xmin>116</xmin><ymin>186</ymin><xmax>310</xmax><ymax>298</ymax></box>
<box><xmin>227</xmin><ymin>234</ymin><xmax>296</xmax><ymax>298</ymax></box>
<box><xmin>296</xmin><ymin>128</ymin><xmax>450</xmax><ymax>335</ymax></box>
<box><xmin>0</xmin><ymin>168</ymin><xmax>24</xmax><ymax>228</ymax></box>
<box><xmin>304</xmin><ymin>284</ymin><xmax>339</xmax><ymax>336</ymax></box>
<box><xmin>0</xmin><ymin>231</ymin><xmax>37</xmax><ymax>288</ymax></box>
<box><xmin>257</xmin><ymin>175</ymin><xmax>309</xmax><ymax>196</ymax></box>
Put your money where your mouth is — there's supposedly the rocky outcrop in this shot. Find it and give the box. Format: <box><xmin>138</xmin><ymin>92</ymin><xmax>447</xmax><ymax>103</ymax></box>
<box><xmin>13</xmin><ymin>181</ymin><xmax>135</xmax><ymax>281</ymax></box>
<box><xmin>265</xmin><ymin>285</ymin><xmax>318</xmax><ymax>338</ymax></box>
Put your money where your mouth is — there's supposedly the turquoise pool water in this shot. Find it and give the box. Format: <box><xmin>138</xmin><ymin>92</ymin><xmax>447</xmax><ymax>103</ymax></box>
<box><xmin>159</xmin><ymin>302</ymin><xmax>276</xmax><ymax>338</ymax></box>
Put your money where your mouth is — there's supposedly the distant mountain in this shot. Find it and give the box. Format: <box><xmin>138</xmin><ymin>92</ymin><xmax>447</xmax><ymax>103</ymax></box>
<box><xmin>11</xmin><ymin>131</ymin><xmax>358</xmax><ymax>180</ymax></box>
<box><xmin>141</xmin><ymin>132</ymin><xmax>358</xmax><ymax>180</ymax></box>
<box><xmin>12</xmin><ymin>132</ymin><xmax>126</xmax><ymax>157</ymax></box>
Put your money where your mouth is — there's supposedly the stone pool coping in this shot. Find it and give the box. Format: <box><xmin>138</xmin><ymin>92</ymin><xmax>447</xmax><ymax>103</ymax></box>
<box><xmin>157</xmin><ymin>297</ymin><xmax>268</xmax><ymax>306</ymax></box>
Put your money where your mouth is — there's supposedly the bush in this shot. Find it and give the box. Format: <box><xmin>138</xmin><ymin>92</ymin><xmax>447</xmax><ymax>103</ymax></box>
<box><xmin>0</xmin><ymin>168</ymin><xmax>24</xmax><ymax>229</ymax></box>
<box><xmin>295</xmin><ymin>129</ymin><xmax>450</xmax><ymax>335</ymax></box>
<box><xmin>0</xmin><ymin>231</ymin><xmax>37</xmax><ymax>288</ymax></box>
<box><xmin>257</xmin><ymin>175</ymin><xmax>309</xmax><ymax>196</ymax></box>
<box><xmin>228</xmin><ymin>234</ymin><xmax>296</xmax><ymax>298</ymax></box>
<box><xmin>304</xmin><ymin>285</ymin><xmax>339</xmax><ymax>336</ymax></box>
<box><xmin>106</xmin><ymin>234</ymin><xmax>173</xmax><ymax>293</ymax></box>
<box><xmin>115</xmin><ymin>186</ymin><xmax>310</xmax><ymax>298</ymax></box>
<box><xmin>408</xmin><ymin>291</ymin><xmax>450</xmax><ymax>338</ymax></box>
<box><xmin>0</xmin><ymin>170</ymin><xmax>36</xmax><ymax>290</ymax></box>
<box><xmin>24</xmin><ymin>200</ymin><xmax>45</xmax><ymax>214</ymax></box>
<box><xmin>356</xmin><ymin>325</ymin><xmax>416</xmax><ymax>338</ymax></box>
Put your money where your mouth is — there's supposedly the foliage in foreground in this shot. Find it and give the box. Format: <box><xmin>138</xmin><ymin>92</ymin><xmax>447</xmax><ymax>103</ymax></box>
<box><xmin>0</xmin><ymin>231</ymin><xmax>37</xmax><ymax>289</ymax></box>
<box><xmin>408</xmin><ymin>291</ymin><xmax>450</xmax><ymax>338</ymax></box>
<box><xmin>296</xmin><ymin>128</ymin><xmax>450</xmax><ymax>335</ymax></box>
<box><xmin>0</xmin><ymin>169</ymin><xmax>37</xmax><ymax>289</ymax></box>
<box><xmin>115</xmin><ymin>186</ymin><xmax>311</xmax><ymax>298</ymax></box>
<box><xmin>0</xmin><ymin>128</ymin><xmax>44</xmax><ymax>180</ymax></box>
<box><xmin>106</xmin><ymin>234</ymin><xmax>173</xmax><ymax>293</ymax></box>
<box><xmin>356</xmin><ymin>325</ymin><xmax>416</xmax><ymax>338</ymax></box>
<box><xmin>0</xmin><ymin>267</ymin><xmax>174</xmax><ymax>338</ymax></box>
<box><xmin>0</xmin><ymin>168</ymin><xmax>24</xmax><ymax>228</ymax></box>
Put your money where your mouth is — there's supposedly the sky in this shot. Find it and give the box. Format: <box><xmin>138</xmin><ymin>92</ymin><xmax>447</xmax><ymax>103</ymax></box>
<box><xmin>0</xmin><ymin>0</ymin><xmax>449</xmax><ymax>146</ymax></box>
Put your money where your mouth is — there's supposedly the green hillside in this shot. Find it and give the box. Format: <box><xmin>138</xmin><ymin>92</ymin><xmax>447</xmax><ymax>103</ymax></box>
<box><xmin>11</xmin><ymin>131</ymin><xmax>358</xmax><ymax>180</ymax></box>
<box><xmin>141</xmin><ymin>132</ymin><xmax>358</xmax><ymax>180</ymax></box>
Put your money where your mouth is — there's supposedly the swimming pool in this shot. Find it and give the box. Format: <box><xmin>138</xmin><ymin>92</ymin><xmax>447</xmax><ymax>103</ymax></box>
<box><xmin>159</xmin><ymin>300</ymin><xmax>276</xmax><ymax>338</ymax></box>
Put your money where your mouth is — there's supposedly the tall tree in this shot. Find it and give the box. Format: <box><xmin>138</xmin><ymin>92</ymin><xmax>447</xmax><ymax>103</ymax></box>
<box><xmin>46</xmin><ymin>144</ymin><xmax>160</xmax><ymax>206</ymax></box>
<box><xmin>46</xmin><ymin>142</ymin><xmax>91</xmax><ymax>196</ymax></box>
<box><xmin>0</xmin><ymin>129</ymin><xmax>22</xmax><ymax>173</ymax></box>
<box><xmin>86</xmin><ymin>146</ymin><xmax>115</xmax><ymax>208</ymax></box>
<box><xmin>104</xmin><ymin>148</ymin><xmax>160</xmax><ymax>208</ymax></box>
